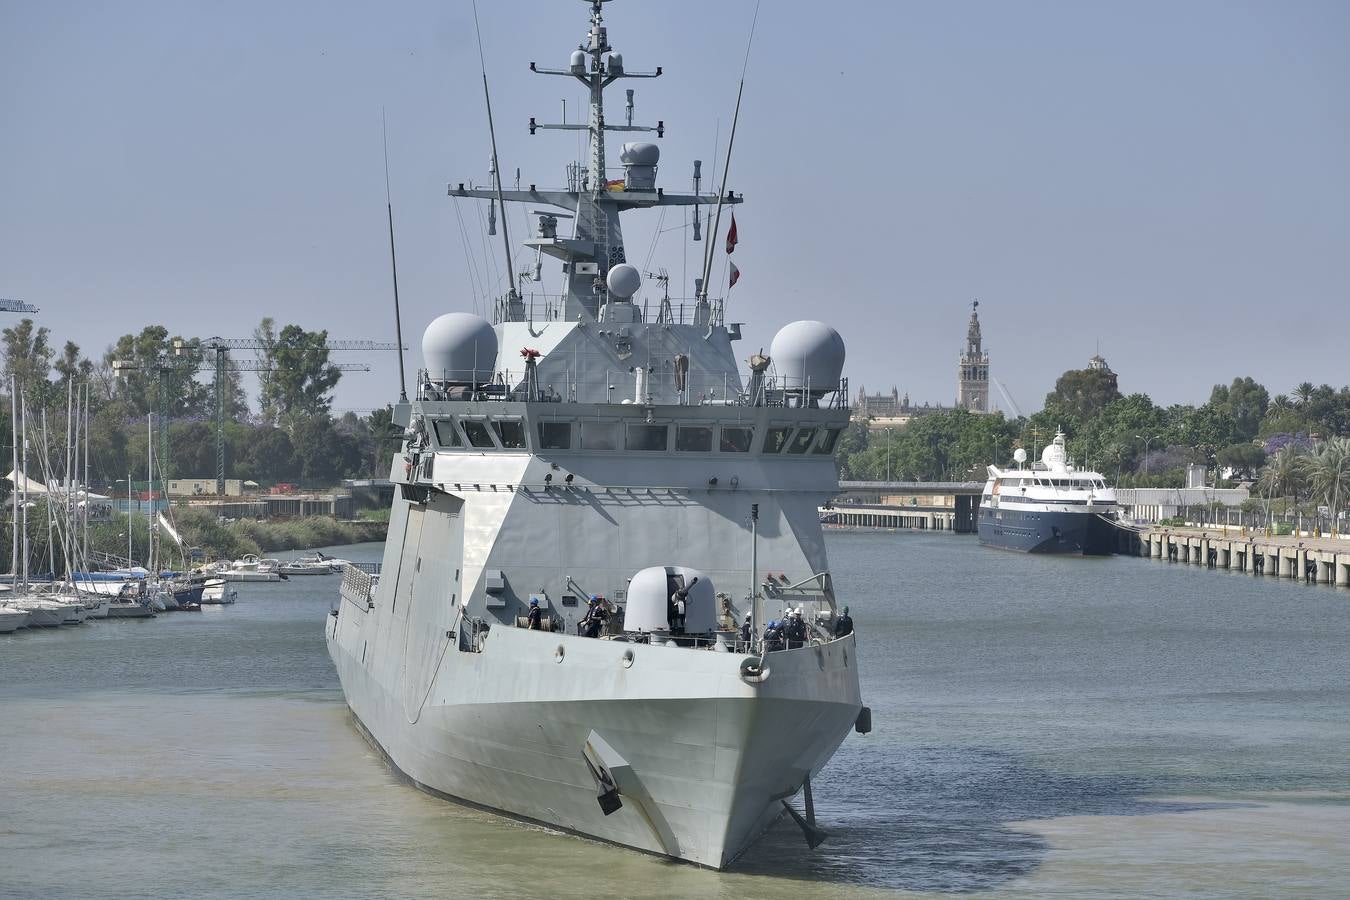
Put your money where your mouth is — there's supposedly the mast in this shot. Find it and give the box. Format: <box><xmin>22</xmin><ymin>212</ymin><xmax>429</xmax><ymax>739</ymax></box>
<box><xmin>82</xmin><ymin>385</ymin><xmax>90</xmax><ymax>569</ymax></box>
<box><xmin>20</xmin><ymin>395</ymin><xmax>28</xmax><ymax>591</ymax></box>
<box><xmin>9</xmin><ymin>376</ymin><xmax>17</xmax><ymax>583</ymax></box>
<box><xmin>43</xmin><ymin>410</ymin><xmax>54</xmax><ymax>579</ymax></box>
<box><xmin>147</xmin><ymin>414</ymin><xmax>154</xmax><ymax>576</ymax></box>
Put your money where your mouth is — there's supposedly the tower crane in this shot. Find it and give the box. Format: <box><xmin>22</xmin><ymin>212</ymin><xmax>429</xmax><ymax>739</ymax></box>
<box><xmin>0</xmin><ymin>298</ymin><xmax>40</xmax><ymax>314</ymax></box>
<box><xmin>171</xmin><ymin>336</ymin><xmax>402</xmax><ymax>494</ymax></box>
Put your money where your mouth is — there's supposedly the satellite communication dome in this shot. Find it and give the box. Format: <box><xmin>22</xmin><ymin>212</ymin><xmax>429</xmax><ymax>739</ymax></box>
<box><xmin>769</xmin><ymin>321</ymin><xmax>846</xmax><ymax>394</ymax></box>
<box><xmin>422</xmin><ymin>313</ymin><xmax>497</xmax><ymax>385</ymax></box>
<box><xmin>623</xmin><ymin>566</ymin><xmax>717</xmax><ymax>634</ymax></box>
<box><xmin>1013</xmin><ymin>448</ymin><xmax>1028</xmax><ymax>464</ymax></box>
<box><xmin>606</xmin><ymin>263</ymin><xmax>642</xmax><ymax>300</ymax></box>
<box><xmin>569</xmin><ymin>50</ymin><xmax>587</xmax><ymax>73</ymax></box>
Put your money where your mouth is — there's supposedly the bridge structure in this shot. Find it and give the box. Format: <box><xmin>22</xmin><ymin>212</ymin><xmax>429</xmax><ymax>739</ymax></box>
<box><xmin>824</xmin><ymin>481</ymin><xmax>985</xmax><ymax>533</ymax></box>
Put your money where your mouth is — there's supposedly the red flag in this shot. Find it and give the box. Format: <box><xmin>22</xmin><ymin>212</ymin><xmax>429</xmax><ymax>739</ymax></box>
<box><xmin>725</xmin><ymin>214</ymin><xmax>738</xmax><ymax>254</ymax></box>
<box><xmin>728</xmin><ymin>261</ymin><xmax>740</xmax><ymax>289</ymax></box>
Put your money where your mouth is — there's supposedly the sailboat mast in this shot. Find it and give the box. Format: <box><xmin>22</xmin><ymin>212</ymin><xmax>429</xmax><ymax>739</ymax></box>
<box><xmin>20</xmin><ymin>395</ymin><xmax>28</xmax><ymax>591</ymax></box>
<box><xmin>9</xmin><ymin>376</ymin><xmax>17</xmax><ymax>583</ymax></box>
<box><xmin>82</xmin><ymin>385</ymin><xmax>90</xmax><ymax>568</ymax></box>
<box><xmin>147</xmin><ymin>414</ymin><xmax>154</xmax><ymax>576</ymax></box>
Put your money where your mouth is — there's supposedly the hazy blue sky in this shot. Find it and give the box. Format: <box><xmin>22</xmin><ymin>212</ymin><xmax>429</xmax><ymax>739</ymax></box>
<box><xmin>3</xmin><ymin>0</ymin><xmax>1347</xmax><ymax>415</ymax></box>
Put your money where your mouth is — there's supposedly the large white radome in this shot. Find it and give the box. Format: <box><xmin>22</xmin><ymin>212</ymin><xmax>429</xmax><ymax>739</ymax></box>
<box><xmin>422</xmin><ymin>313</ymin><xmax>497</xmax><ymax>385</ymax></box>
<box><xmin>769</xmin><ymin>320</ymin><xmax>845</xmax><ymax>392</ymax></box>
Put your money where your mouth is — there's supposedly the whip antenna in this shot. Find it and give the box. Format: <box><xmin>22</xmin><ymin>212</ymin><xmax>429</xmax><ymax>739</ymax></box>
<box><xmin>700</xmin><ymin>0</ymin><xmax>761</xmax><ymax>300</ymax></box>
<box><xmin>382</xmin><ymin>108</ymin><xmax>408</xmax><ymax>402</ymax></box>
<box><xmin>472</xmin><ymin>0</ymin><xmax>519</xmax><ymax>317</ymax></box>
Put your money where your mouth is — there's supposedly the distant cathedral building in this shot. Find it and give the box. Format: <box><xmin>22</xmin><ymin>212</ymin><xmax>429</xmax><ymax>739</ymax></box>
<box><xmin>957</xmin><ymin>300</ymin><xmax>989</xmax><ymax>413</ymax></box>
<box><xmin>852</xmin><ymin>302</ymin><xmax>990</xmax><ymax>429</ymax></box>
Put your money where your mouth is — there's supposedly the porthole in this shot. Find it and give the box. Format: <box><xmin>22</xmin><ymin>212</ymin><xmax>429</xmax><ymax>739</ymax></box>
<box><xmin>621</xmin><ymin>649</ymin><xmax>635</xmax><ymax>668</ymax></box>
<box><xmin>555</xmin><ymin>645</ymin><xmax>566</xmax><ymax>663</ymax></box>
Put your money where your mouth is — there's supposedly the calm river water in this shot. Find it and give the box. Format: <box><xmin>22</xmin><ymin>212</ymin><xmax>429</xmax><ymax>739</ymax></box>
<box><xmin>2</xmin><ymin>533</ymin><xmax>1348</xmax><ymax>898</ymax></box>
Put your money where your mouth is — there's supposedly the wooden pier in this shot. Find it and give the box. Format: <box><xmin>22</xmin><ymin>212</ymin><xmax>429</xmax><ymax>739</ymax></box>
<box><xmin>1124</xmin><ymin>527</ymin><xmax>1350</xmax><ymax>587</ymax></box>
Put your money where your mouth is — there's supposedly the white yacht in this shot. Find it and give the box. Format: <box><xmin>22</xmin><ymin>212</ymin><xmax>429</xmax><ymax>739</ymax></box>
<box><xmin>327</xmin><ymin>2</ymin><xmax>867</xmax><ymax>870</ymax></box>
<box><xmin>978</xmin><ymin>430</ymin><xmax>1121</xmax><ymax>554</ymax></box>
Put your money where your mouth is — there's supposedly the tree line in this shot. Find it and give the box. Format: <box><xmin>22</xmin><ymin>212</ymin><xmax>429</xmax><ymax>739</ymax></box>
<box><xmin>1</xmin><ymin>318</ymin><xmax>399</xmax><ymax>492</ymax></box>
<box><xmin>839</xmin><ymin>365</ymin><xmax>1350</xmax><ymax>523</ymax></box>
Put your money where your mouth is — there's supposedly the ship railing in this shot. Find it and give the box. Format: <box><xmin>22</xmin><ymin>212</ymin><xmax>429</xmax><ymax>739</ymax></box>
<box><xmin>490</xmin><ymin>294</ymin><xmax>731</xmax><ymax>328</ymax></box>
<box><xmin>416</xmin><ymin>367</ymin><xmax>849</xmax><ymax>410</ymax></box>
<box><xmin>339</xmin><ymin>564</ymin><xmax>376</xmax><ymax>611</ymax></box>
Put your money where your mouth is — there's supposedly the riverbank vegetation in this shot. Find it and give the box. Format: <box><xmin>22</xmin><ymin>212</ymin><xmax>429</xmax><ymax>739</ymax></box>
<box><xmin>840</xmin><ymin>369</ymin><xmax>1350</xmax><ymax>525</ymax></box>
<box><xmin>1</xmin><ymin>317</ymin><xmax>400</xmax><ymax>494</ymax></box>
<box><xmin>14</xmin><ymin>503</ymin><xmax>388</xmax><ymax>570</ymax></box>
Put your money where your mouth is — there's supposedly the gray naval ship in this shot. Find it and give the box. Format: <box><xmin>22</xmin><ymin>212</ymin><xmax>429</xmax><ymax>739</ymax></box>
<box><xmin>327</xmin><ymin>0</ymin><xmax>868</xmax><ymax>869</ymax></box>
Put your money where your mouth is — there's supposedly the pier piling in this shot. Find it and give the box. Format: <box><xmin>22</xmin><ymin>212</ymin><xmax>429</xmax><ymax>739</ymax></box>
<box><xmin>1135</xmin><ymin>528</ymin><xmax>1348</xmax><ymax>591</ymax></box>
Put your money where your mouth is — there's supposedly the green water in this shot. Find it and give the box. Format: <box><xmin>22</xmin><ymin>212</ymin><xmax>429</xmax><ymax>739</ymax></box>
<box><xmin>2</xmin><ymin>535</ymin><xmax>1348</xmax><ymax>898</ymax></box>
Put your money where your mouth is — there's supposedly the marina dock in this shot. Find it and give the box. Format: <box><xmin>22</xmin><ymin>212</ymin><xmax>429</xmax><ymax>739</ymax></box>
<box><xmin>1125</xmin><ymin>528</ymin><xmax>1350</xmax><ymax>586</ymax></box>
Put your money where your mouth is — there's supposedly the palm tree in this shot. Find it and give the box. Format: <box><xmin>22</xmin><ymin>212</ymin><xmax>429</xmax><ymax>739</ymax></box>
<box><xmin>1294</xmin><ymin>382</ymin><xmax>1315</xmax><ymax>408</ymax></box>
<box><xmin>1269</xmin><ymin>394</ymin><xmax>1292</xmax><ymax>412</ymax></box>
<box><xmin>1258</xmin><ymin>444</ymin><xmax>1311</xmax><ymax>520</ymax></box>
<box><xmin>1309</xmin><ymin>437</ymin><xmax>1350</xmax><ymax>535</ymax></box>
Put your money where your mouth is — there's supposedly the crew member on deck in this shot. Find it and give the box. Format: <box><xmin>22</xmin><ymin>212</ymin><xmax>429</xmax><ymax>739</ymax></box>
<box><xmin>834</xmin><ymin>605</ymin><xmax>853</xmax><ymax>638</ymax></box>
<box><xmin>669</xmin><ymin>577</ymin><xmax>697</xmax><ymax>633</ymax></box>
<box><xmin>740</xmin><ymin>614</ymin><xmax>752</xmax><ymax>644</ymax></box>
<box><xmin>582</xmin><ymin>595</ymin><xmax>607</xmax><ymax>638</ymax></box>
<box><xmin>526</xmin><ymin>598</ymin><xmax>542</xmax><ymax>630</ymax></box>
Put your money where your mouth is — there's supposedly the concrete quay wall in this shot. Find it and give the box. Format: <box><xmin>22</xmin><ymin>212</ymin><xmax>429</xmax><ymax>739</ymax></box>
<box><xmin>1132</xmin><ymin>528</ymin><xmax>1350</xmax><ymax>587</ymax></box>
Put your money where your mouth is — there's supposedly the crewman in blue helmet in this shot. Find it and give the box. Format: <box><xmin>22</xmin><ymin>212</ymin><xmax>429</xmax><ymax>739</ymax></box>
<box><xmin>526</xmin><ymin>597</ymin><xmax>542</xmax><ymax>630</ymax></box>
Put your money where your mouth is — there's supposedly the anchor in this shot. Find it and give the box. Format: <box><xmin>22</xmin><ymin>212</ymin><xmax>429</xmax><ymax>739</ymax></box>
<box><xmin>781</xmin><ymin>774</ymin><xmax>828</xmax><ymax>849</ymax></box>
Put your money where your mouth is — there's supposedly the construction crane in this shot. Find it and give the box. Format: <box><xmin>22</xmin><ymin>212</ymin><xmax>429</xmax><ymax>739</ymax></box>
<box><xmin>172</xmin><ymin>336</ymin><xmax>402</xmax><ymax>494</ymax></box>
<box><xmin>0</xmin><ymin>298</ymin><xmax>40</xmax><ymax>314</ymax></box>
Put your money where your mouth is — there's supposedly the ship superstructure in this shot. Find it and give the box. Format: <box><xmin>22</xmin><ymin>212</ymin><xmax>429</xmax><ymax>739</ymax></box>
<box><xmin>327</xmin><ymin>1</ymin><xmax>867</xmax><ymax>869</ymax></box>
<box><xmin>977</xmin><ymin>430</ymin><xmax>1121</xmax><ymax>554</ymax></box>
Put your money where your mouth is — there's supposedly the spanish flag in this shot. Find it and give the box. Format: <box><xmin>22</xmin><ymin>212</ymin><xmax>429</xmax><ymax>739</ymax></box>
<box><xmin>605</xmin><ymin>178</ymin><xmax>626</xmax><ymax>192</ymax></box>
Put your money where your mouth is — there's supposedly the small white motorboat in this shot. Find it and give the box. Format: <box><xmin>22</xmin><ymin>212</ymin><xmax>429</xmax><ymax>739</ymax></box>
<box><xmin>200</xmin><ymin>579</ymin><xmax>237</xmax><ymax>605</ymax></box>
<box><xmin>0</xmin><ymin>606</ymin><xmax>30</xmax><ymax>632</ymax></box>
<box><xmin>225</xmin><ymin>555</ymin><xmax>283</xmax><ymax>582</ymax></box>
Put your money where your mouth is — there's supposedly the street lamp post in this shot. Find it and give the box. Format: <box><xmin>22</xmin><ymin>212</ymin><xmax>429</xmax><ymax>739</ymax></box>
<box><xmin>885</xmin><ymin>428</ymin><xmax>892</xmax><ymax>483</ymax></box>
<box><xmin>1135</xmin><ymin>434</ymin><xmax>1161</xmax><ymax>477</ymax></box>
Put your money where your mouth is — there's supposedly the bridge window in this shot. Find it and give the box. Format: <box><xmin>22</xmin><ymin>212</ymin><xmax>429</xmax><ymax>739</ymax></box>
<box><xmin>719</xmin><ymin>426</ymin><xmax>753</xmax><ymax>453</ymax></box>
<box><xmin>432</xmin><ymin>419</ymin><xmax>462</xmax><ymax>448</ymax></box>
<box><xmin>812</xmin><ymin>427</ymin><xmax>841</xmax><ymax>454</ymax></box>
<box><xmin>492</xmin><ymin>419</ymin><xmax>526</xmax><ymax>449</ymax></box>
<box><xmin>461</xmin><ymin>419</ymin><xmax>496</xmax><ymax>449</ymax></box>
<box><xmin>786</xmin><ymin>428</ymin><xmax>816</xmax><ymax>454</ymax></box>
<box><xmin>626</xmin><ymin>424</ymin><xmax>668</xmax><ymax>451</ymax></box>
<box><xmin>538</xmin><ymin>421</ymin><xmax>571</xmax><ymax>450</ymax></box>
<box><xmin>764</xmin><ymin>427</ymin><xmax>792</xmax><ymax>453</ymax></box>
<box><xmin>676</xmin><ymin>425</ymin><xmax>713</xmax><ymax>452</ymax></box>
<box><xmin>581</xmin><ymin>421</ymin><xmax>620</xmax><ymax>450</ymax></box>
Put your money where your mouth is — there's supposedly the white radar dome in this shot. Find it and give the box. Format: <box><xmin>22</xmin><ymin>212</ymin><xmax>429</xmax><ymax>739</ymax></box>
<box><xmin>1013</xmin><ymin>448</ymin><xmax>1027</xmax><ymax>464</ymax></box>
<box><xmin>769</xmin><ymin>320</ymin><xmax>846</xmax><ymax>394</ymax></box>
<box><xmin>623</xmin><ymin>566</ymin><xmax>717</xmax><ymax>635</ymax></box>
<box><xmin>422</xmin><ymin>313</ymin><xmax>497</xmax><ymax>385</ymax></box>
<box><xmin>606</xmin><ymin>263</ymin><xmax>642</xmax><ymax>300</ymax></box>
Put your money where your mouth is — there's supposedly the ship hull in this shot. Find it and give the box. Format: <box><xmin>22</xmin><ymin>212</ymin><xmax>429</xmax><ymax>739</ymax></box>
<box><xmin>327</xmin><ymin>617</ymin><xmax>861</xmax><ymax>869</ymax></box>
<box><xmin>978</xmin><ymin>507</ymin><xmax>1117</xmax><ymax>555</ymax></box>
